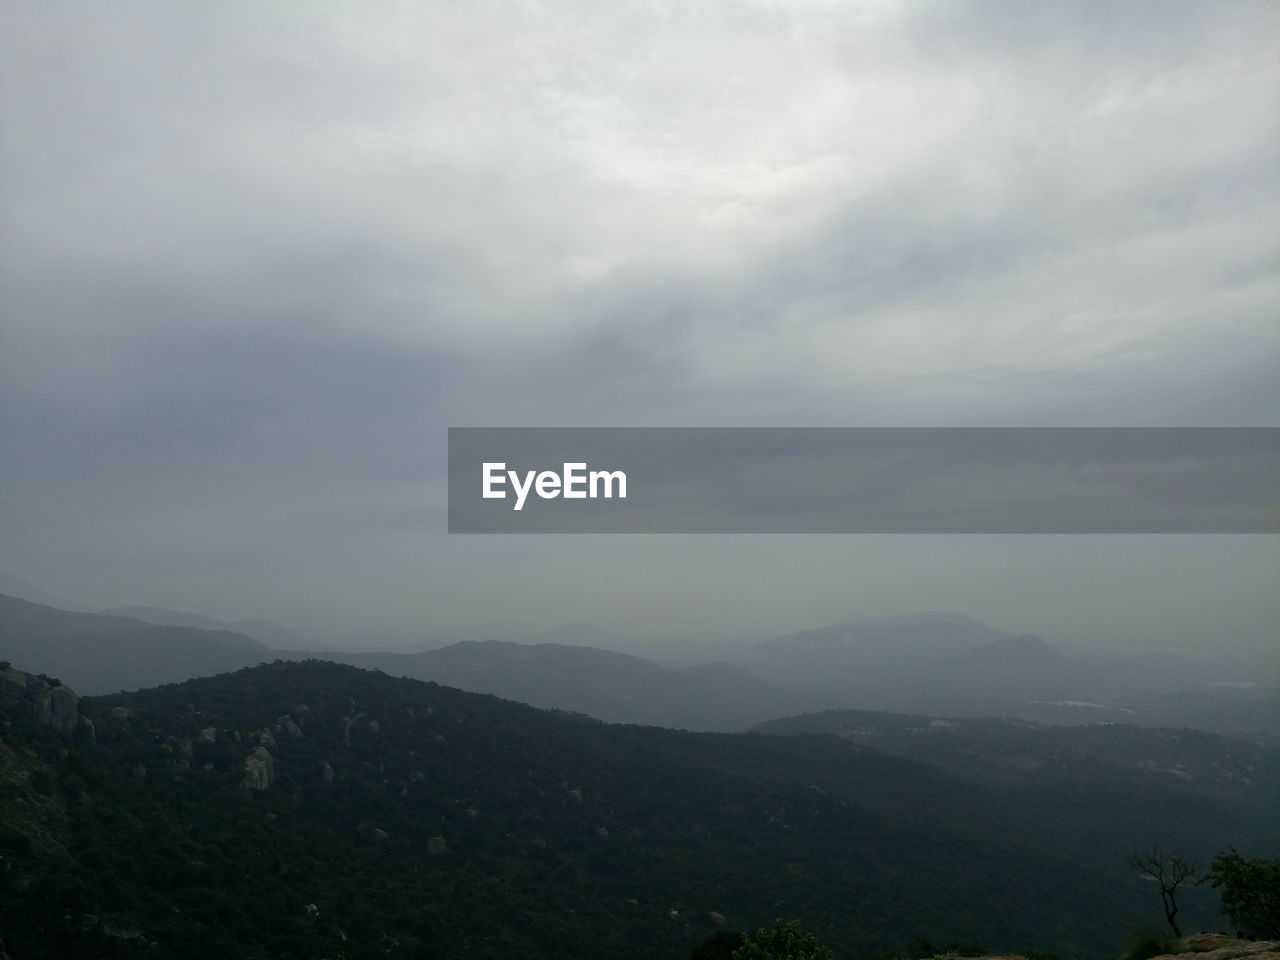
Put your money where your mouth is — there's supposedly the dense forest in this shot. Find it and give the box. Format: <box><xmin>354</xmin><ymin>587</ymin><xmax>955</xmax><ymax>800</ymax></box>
<box><xmin>1</xmin><ymin>660</ymin><xmax>1276</xmax><ymax>959</ymax></box>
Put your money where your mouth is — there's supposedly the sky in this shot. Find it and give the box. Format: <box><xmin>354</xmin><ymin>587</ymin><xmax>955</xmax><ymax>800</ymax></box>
<box><xmin>2</xmin><ymin>1</ymin><xmax>1278</xmax><ymax>661</ymax></box>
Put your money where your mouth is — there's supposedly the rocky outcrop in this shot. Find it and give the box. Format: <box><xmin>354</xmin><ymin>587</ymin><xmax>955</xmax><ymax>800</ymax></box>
<box><xmin>0</xmin><ymin>666</ymin><xmax>82</xmax><ymax>734</ymax></box>
<box><xmin>49</xmin><ymin>685</ymin><xmax>79</xmax><ymax>734</ymax></box>
<box><xmin>241</xmin><ymin>746</ymin><xmax>274</xmax><ymax>790</ymax></box>
<box><xmin>1149</xmin><ymin>935</ymin><xmax>1280</xmax><ymax>960</ymax></box>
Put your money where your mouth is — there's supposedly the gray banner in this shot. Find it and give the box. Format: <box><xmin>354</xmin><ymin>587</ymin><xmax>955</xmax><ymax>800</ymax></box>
<box><xmin>447</xmin><ymin>428</ymin><xmax>1280</xmax><ymax>533</ymax></box>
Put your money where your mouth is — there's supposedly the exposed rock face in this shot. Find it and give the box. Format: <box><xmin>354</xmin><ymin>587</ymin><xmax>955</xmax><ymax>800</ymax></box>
<box><xmin>276</xmin><ymin>715</ymin><xmax>302</xmax><ymax>738</ymax></box>
<box><xmin>49</xmin><ymin>685</ymin><xmax>79</xmax><ymax>734</ymax></box>
<box><xmin>241</xmin><ymin>746</ymin><xmax>274</xmax><ymax>790</ymax></box>
<box><xmin>198</xmin><ymin>727</ymin><xmax>218</xmax><ymax>744</ymax></box>
<box><xmin>0</xmin><ymin>667</ymin><xmax>27</xmax><ymax>703</ymax></box>
<box><xmin>0</xmin><ymin>666</ymin><xmax>83</xmax><ymax>734</ymax></box>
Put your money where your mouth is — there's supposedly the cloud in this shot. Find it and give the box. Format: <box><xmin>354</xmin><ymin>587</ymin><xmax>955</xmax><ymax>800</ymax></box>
<box><xmin>1</xmin><ymin>1</ymin><xmax>1276</xmax><ymax>647</ymax></box>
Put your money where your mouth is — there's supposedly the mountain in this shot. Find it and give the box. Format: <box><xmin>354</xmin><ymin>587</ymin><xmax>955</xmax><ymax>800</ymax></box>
<box><xmin>3</xmin><ymin>659</ymin><xmax>1273</xmax><ymax>959</ymax></box>
<box><xmin>101</xmin><ymin>605</ymin><xmax>312</xmax><ymax>649</ymax></box>
<box><xmin>753</xmin><ymin>708</ymin><xmax>1280</xmax><ymax>826</ymax></box>
<box><xmin>0</xmin><ymin>572</ymin><xmax>83</xmax><ymax>611</ymax></box>
<box><xmin>729</xmin><ymin>613</ymin><xmax>1280</xmax><ymax>741</ymax></box>
<box><xmin>0</xmin><ymin>595</ymin><xmax>271</xmax><ymax>694</ymax></box>
<box><xmin>5</xmin><ymin>594</ymin><xmax>1275</xmax><ymax>741</ymax></box>
<box><xmin>278</xmin><ymin>640</ymin><xmax>791</xmax><ymax>731</ymax></box>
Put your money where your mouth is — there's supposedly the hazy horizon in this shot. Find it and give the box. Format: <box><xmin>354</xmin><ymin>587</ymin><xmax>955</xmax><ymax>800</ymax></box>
<box><xmin>3</xmin><ymin>3</ymin><xmax>1277</xmax><ymax>670</ymax></box>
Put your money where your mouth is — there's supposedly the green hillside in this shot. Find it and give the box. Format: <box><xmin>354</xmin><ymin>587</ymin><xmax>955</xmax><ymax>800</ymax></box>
<box><xmin>1</xmin><ymin>660</ymin><xmax>1271</xmax><ymax>959</ymax></box>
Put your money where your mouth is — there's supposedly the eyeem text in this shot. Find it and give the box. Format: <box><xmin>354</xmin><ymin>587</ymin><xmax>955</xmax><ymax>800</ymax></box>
<box><xmin>482</xmin><ymin>462</ymin><xmax>628</xmax><ymax>511</ymax></box>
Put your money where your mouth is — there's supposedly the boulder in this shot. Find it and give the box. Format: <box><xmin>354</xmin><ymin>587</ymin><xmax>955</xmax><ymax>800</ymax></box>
<box><xmin>241</xmin><ymin>746</ymin><xmax>274</xmax><ymax>790</ymax></box>
<box><xmin>49</xmin><ymin>685</ymin><xmax>79</xmax><ymax>734</ymax></box>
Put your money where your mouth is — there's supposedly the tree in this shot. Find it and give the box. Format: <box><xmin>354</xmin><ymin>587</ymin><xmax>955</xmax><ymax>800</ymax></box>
<box><xmin>1203</xmin><ymin>849</ymin><xmax>1280</xmax><ymax>938</ymax></box>
<box><xmin>732</xmin><ymin>919</ymin><xmax>834</xmax><ymax>960</ymax></box>
<box><xmin>1130</xmin><ymin>848</ymin><xmax>1199</xmax><ymax>937</ymax></box>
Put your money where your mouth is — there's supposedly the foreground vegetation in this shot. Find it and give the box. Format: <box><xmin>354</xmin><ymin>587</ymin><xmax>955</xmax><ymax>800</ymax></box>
<box><xmin>1</xmin><ymin>661</ymin><xmax>1275</xmax><ymax>958</ymax></box>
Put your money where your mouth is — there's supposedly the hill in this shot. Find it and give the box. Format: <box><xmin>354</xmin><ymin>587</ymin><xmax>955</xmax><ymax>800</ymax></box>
<box><xmin>2</xmin><ymin>660</ymin><xmax>1275</xmax><ymax>959</ymax></box>
<box><xmin>730</xmin><ymin>613</ymin><xmax>1280</xmax><ymax>742</ymax></box>
<box><xmin>753</xmin><ymin>709</ymin><xmax>1280</xmax><ymax>826</ymax></box>
<box><xmin>101</xmin><ymin>605</ymin><xmax>312</xmax><ymax>649</ymax></box>
<box><xmin>280</xmin><ymin>640</ymin><xmax>790</xmax><ymax>731</ymax></box>
<box><xmin>0</xmin><ymin>595</ymin><xmax>271</xmax><ymax>693</ymax></box>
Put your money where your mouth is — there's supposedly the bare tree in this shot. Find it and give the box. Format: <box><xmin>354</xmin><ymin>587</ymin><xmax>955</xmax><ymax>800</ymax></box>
<box><xmin>1130</xmin><ymin>848</ymin><xmax>1200</xmax><ymax>937</ymax></box>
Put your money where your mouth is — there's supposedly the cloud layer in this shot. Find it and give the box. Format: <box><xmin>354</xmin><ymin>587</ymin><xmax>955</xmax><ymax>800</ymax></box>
<box><xmin>2</xmin><ymin>1</ymin><xmax>1277</xmax><ymax>652</ymax></box>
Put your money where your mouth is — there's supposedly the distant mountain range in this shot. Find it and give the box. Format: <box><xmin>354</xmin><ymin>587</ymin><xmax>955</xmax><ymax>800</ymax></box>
<box><xmin>0</xmin><ymin>594</ymin><xmax>272</xmax><ymax>693</ymax></box>
<box><xmin>100</xmin><ymin>605</ymin><xmax>313</xmax><ymax>649</ymax></box>
<box><xmin>754</xmin><ymin>708</ymin><xmax>1280</xmax><ymax>827</ymax></box>
<box><xmin>2</xmin><ymin>594</ymin><xmax>1276</xmax><ymax>741</ymax></box>
<box><xmin>273</xmin><ymin>641</ymin><xmax>790</xmax><ymax>732</ymax></box>
<box><xmin>3</xmin><ymin>659</ymin><xmax>1275</xmax><ymax>958</ymax></box>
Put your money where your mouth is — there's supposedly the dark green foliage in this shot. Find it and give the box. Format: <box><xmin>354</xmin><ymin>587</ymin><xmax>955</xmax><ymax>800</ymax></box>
<box><xmin>731</xmin><ymin>920</ymin><xmax>833</xmax><ymax>959</ymax></box>
<box><xmin>1204</xmin><ymin>849</ymin><xmax>1280</xmax><ymax>938</ymax></box>
<box><xmin>687</xmin><ymin>930</ymin><xmax>745</xmax><ymax>959</ymax></box>
<box><xmin>908</xmin><ymin>937</ymin><xmax>986</xmax><ymax>957</ymax></box>
<box><xmin>0</xmin><ymin>660</ymin><xmax>1274</xmax><ymax>959</ymax></box>
<box><xmin>1120</xmin><ymin>930</ymin><xmax>1175</xmax><ymax>960</ymax></box>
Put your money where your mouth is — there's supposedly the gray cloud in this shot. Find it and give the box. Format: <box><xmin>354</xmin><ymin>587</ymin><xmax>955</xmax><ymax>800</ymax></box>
<box><xmin>1</xmin><ymin>1</ymin><xmax>1277</xmax><ymax>657</ymax></box>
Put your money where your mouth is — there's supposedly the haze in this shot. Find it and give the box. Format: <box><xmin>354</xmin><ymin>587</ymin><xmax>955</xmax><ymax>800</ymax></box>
<box><xmin>2</xmin><ymin>2</ymin><xmax>1277</xmax><ymax>665</ymax></box>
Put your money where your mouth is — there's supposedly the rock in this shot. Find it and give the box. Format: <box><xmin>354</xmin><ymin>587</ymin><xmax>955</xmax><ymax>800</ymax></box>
<box><xmin>709</xmin><ymin>912</ymin><xmax>727</xmax><ymax>927</ymax></box>
<box><xmin>408</xmin><ymin>771</ymin><xmax>425</xmax><ymax>783</ymax></box>
<box><xmin>595</xmin><ymin>826</ymin><xmax>609</xmax><ymax>838</ymax></box>
<box><xmin>277</xmin><ymin>716</ymin><xmax>302</xmax><ymax>738</ymax></box>
<box><xmin>241</xmin><ymin>746</ymin><xmax>274</xmax><ymax>790</ymax></box>
<box><xmin>23</xmin><ymin>679</ymin><xmax>52</xmax><ymax>726</ymax></box>
<box><xmin>321</xmin><ymin>760</ymin><xmax>335</xmax><ymax>785</ymax></box>
<box><xmin>49</xmin><ymin>685</ymin><xmax>79</xmax><ymax>734</ymax></box>
<box><xmin>304</xmin><ymin>904</ymin><xmax>318</xmax><ymax>916</ymax></box>
<box><xmin>368</xmin><ymin>720</ymin><xmax>380</xmax><ymax>733</ymax></box>
<box><xmin>198</xmin><ymin>727</ymin><xmax>218</xmax><ymax>744</ymax></box>
<box><xmin>1153</xmin><ymin>935</ymin><xmax>1280</xmax><ymax>960</ymax></box>
<box><xmin>0</xmin><ymin>667</ymin><xmax>27</xmax><ymax>703</ymax></box>
<box><xmin>256</xmin><ymin>728</ymin><xmax>277</xmax><ymax>749</ymax></box>
<box><xmin>372</xmin><ymin>828</ymin><xmax>388</xmax><ymax>842</ymax></box>
<box><xmin>79</xmin><ymin>716</ymin><xmax>96</xmax><ymax>743</ymax></box>
<box><xmin>110</xmin><ymin>707</ymin><xmax>132</xmax><ymax>720</ymax></box>
<box><xmin>0</xmin><ymin>668</ymin><xmax>86</xmax><ymax>735</ymax></box>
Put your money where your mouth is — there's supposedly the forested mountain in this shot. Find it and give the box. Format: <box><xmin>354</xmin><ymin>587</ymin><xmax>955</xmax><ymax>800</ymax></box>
<box><xmin>278</xmin><ymin>641</ymin><xmax>790</xmax><ymax>731</ymax></box>
<box><xmin>3</xmin><ymin>660</ymin><xmax>1275</xmax><ymax>959</ymax></box>
<box><xmin>754</xmin><ymin>709</ymin><xmax>1280</xmax><ymax>825</ymax></box>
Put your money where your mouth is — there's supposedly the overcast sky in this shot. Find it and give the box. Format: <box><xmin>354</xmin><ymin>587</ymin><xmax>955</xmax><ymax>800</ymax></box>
<box><xmin>2</xmin><ymin>1</ymin><xmax>1277</xmax><ymax>660</ymax></box>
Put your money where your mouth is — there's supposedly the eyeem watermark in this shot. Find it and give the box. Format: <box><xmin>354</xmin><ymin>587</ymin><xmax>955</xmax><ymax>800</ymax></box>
<box><xmin>449</xmin><ymin>427</ymin><xmax>1280</xmax><ymax>533</ymax></box>
<box><xmin>482</xmin><ymin>462</ymin><xmax>627</xmax><ymax>511</ymax></box>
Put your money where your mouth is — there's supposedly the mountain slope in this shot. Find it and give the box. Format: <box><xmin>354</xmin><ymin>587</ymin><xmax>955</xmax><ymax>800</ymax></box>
<box><xmin>281</xmin><ymin>640</ymin><xmax>791</xmax><ymax>731</ymax></box>
<box><xmin>2</xmin><ymin>660</ymin><xmax>1273</xmax><ymax>959</ymax></box>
